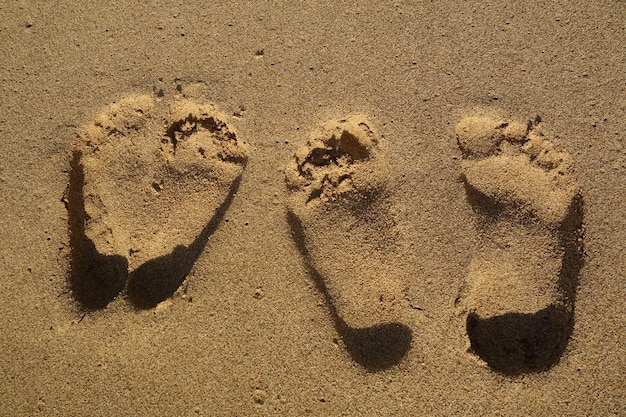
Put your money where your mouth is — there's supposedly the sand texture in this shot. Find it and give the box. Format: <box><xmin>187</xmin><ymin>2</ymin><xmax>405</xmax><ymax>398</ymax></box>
<box><xmin>1</xmin><ymin>1</ymin><xmax>625</xmax><ymax>416</ymax></box>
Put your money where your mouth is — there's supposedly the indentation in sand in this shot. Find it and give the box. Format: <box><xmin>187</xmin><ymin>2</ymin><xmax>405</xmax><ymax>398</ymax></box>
<box><xmin>286</xmin><ymin>115</ymin><xmax>411</xmax><ymax>371</ymax></box>
<box><xmin>455</xmin><ymin>112</ymin><xmax>583</xmax><ymax>375</ymax></box>
<box><xmin>68</xmin><ymin>85</ymin><xmax>248</xmax><ymax>310</ymax></box>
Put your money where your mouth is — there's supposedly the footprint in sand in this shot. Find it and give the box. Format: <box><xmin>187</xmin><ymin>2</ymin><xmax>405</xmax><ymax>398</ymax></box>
<box><xmin>455</xmin><ymin>112</ymin><xmax>583</xmax><ymax>375</ymax></box>
<box><xmin>67</xmin><ymin>85</ymin><xmax>248</xmax><ymax>310</ymax></box>
<box><xmin>285</xmin><ymin>115</ymin><xmax>411</xmax><ymax>371</ymax></box>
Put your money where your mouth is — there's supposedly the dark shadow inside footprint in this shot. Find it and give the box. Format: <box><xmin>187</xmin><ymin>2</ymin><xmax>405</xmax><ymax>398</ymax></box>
<box><xmin>126</xmin><ymin>245</ymin><xmax>194</xmax><ymax>309</ymax></box>
<box><xmin>461</xmin><ymin>177</ymin><xmax>508</xmax><ymax>218</ymax></box>
<box><xmin>287</xmin><ymin>211</ymin><xmax>412</xmax><ymax>372</ymax></box>
<box><xmin>465</xmin><ymin>195</ymin><xmax>584</xmax><ymax>376</ymax></box>
<box><xmin>340</xmin><ymin>322</ymin><xmax>413</xmax><ymax>372</ymax></box>
<box><xmin>126</xmin><ymin>174</ymin><xmax>242</xmax><ymax>309</ymax></box>
<box><xmin>68</xmin><ymin>151</ymin><xmax>128</xmax><ymax>310</ymax></box>
<box><xmin>466</xmin><ymin>306</ymin><xmax>572</xmax><ymax>375</ymax></box>
<box><xmin>558</xmin><ymin>194</ymin><xmax>585</xmax><ymax>303</ymax></box>
<box><xmin>462</xmin><ymin>178</ymin><xmax>545</xmax><ymax>226</ymax></box>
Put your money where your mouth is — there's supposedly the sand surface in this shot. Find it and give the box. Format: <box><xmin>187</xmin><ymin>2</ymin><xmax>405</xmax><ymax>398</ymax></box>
<box><xmin>1</xmin><ymin>1</ymin><xmax>625</xmax><ymax>415</ymax></box>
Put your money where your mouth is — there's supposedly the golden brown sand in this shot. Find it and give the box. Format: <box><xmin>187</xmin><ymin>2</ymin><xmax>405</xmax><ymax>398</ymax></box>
<box><xmin>1</xmin><ymin>1</ymin><xmax>625</xmax><ymax>415</ymax></box>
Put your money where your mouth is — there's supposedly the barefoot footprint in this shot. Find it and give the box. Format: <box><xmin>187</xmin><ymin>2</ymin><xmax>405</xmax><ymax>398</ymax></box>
<box><xmin>285</xmin><ymin>115</ymin><xmax>411</xmax><ymax>371</ymax></box>
<box><xmin>455</xmin><ymin>113</ymin><xmax>583</xmax><ymax>375</ymax></box>
<box><xmin>68</xmin><ymin>87</ymin><xmax>248</xmax><ymax>309</ymax></box>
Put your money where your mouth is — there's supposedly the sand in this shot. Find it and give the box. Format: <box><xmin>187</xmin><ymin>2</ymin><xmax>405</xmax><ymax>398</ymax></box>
<box><xmin>1</xmin><ymin>1</ymin><xmax>625</xmax><ymax>416</ymax></box>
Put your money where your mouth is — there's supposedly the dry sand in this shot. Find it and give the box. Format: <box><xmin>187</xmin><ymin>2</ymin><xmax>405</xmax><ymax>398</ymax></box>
<box><xmin>1</xmin><ymin>1</ymin><xmax>625</xmax><ymax>416</ymax></box>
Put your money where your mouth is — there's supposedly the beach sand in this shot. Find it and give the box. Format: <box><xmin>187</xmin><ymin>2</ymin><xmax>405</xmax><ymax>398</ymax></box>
<box><xmin>1</xmin><ymin>1</ymin><xmax>625</xmax><ymax>415</ymax></box>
